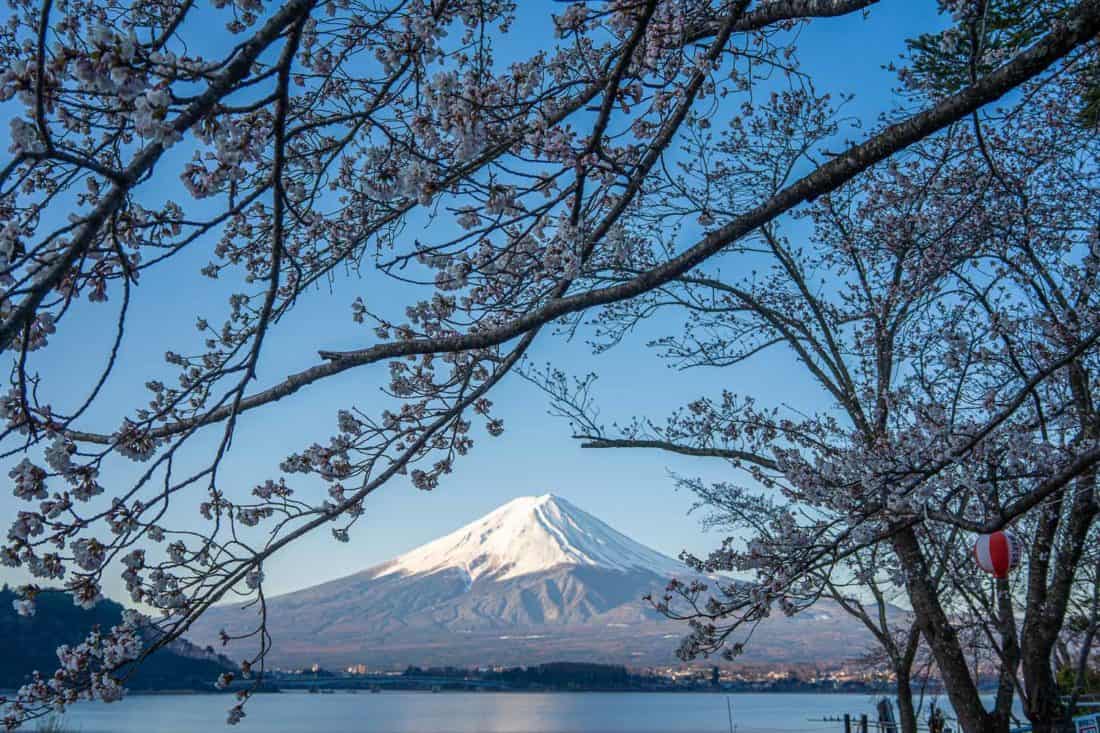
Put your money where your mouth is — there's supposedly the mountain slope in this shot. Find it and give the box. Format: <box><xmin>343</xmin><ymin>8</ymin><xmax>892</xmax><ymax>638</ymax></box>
<box><xmin>193</xmin><ymin>494</ymin><xmax>895</xmax><ymax>668</ymax></box>
<box><xmin>0</xmin><ymin>587</ymin><xmax>233</xmax><ymax>690</ymax></box>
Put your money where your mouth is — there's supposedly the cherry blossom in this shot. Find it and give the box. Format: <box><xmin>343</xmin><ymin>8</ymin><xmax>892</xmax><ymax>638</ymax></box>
<box><xmin>2</xmin><ymin>0</ymin><xmax>1099</xmax><ymax>729</ymax></box>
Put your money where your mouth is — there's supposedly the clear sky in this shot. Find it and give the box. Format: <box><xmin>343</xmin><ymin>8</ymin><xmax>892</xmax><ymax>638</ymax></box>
<box><xmin>0</xmin><ymin>2</ymin><xmax>945</xmax><ymax>600</ymax></box>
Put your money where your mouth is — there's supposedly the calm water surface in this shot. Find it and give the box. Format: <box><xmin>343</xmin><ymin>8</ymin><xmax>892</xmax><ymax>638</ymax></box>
<box><xmin>56</xmin><ymin>692</ymin><xmax>918</xmax><ymax>733</ymax></box>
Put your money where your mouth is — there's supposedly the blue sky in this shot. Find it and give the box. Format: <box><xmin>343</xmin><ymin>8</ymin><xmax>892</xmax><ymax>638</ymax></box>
<box><xmin>0</xmin><ymin>2</ymin><xmax>945</xmax><ymax>600</ymax></box>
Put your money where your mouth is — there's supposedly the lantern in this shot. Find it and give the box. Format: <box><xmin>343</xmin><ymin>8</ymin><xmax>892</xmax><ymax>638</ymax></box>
<box><xmin>973</xmin><ymin>531</ymin><xmax>1020</xmax><ymax>579</ymax></box>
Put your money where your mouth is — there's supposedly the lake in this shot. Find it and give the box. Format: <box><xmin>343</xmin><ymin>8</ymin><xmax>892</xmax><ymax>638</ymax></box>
<box><xmin>53</xmin><ymin>691</ymin><xmax>943</xmax><ymax>733</ymax></box>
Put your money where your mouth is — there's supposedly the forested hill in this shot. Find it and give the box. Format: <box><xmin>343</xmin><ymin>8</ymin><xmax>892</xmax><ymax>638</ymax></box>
<box><xmin>0</xmin><ymin>587</ymin><xmax>232</xmax><ymax>690</ymax></box>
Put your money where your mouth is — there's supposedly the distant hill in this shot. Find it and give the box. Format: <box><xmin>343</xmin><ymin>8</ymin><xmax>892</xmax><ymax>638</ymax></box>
<box><xmin>0</xmin><ymin>587</ymin><xmax>233</xmax><ymax>691</ymax></box>
<box><xmin>193</xmin><ymin>494</ymin><xmax>904</xmax><ymax>669</ymax></box>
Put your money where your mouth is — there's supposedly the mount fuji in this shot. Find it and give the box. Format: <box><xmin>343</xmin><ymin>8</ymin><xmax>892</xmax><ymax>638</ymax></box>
<box><xmin>191</xmin><ymin>494</ymin><xmax>889</xmax><ymax>668</ymax></box>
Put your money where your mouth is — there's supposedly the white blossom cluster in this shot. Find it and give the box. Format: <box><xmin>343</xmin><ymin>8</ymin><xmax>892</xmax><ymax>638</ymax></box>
<box><xmin>1</xmin><ymin>611</ymin><xmax>143</xmax><ymax>729</ymax></box>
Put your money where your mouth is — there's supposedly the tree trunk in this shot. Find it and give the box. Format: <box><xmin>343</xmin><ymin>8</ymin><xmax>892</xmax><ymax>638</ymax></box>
<box><xmin>992</xmin><ymin>578</ymin><xmax>1020</xmax><ymax>733</ymax></box>
<box><xmin>896</xmin><ymin>668</ymin><xmax>919</xmax><ymax>733</ymax></box>
<box><xmin>1022</xmin><ymin>466</ymin><xmax>1097</xmax><ymax>733</ymax></box>
<box><xmin>892</xmin><ymin>526</ymin><xmax>997</xmax><ymax>733</ymax></box>
<box><xmin>1023</xmin><ymin>653</ymin><xmax>1073</xmax><ymax>733</ymax></box>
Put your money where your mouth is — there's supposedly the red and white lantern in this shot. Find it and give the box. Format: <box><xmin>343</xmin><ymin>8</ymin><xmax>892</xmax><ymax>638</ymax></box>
<box><xmin>973</xmin><ymin>531</ymin><xmax>1020</xmax><ymax>579</ymax></box>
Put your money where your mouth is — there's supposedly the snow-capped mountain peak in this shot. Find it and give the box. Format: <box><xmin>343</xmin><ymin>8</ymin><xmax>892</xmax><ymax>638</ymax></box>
<box><xmin>372</xmin><ymin>493</ymin><xmax>689</xmax><ymax>583</ymax></box>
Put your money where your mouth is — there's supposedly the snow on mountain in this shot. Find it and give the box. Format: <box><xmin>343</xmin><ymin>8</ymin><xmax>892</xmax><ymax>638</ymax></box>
<box><xmin>374</xmin><ymin>493</ymin><xmax>689</xmax><ymax>583</ymax></box>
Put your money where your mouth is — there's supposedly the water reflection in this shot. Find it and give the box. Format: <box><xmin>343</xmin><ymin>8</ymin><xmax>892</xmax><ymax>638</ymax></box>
<box><xmin>59</xmin><ymin>691</ymin><xmax>921</xmax><ymax>733</ymax></box>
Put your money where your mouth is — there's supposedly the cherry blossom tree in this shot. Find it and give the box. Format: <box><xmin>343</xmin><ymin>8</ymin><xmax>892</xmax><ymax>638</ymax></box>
<box><xmin>533</xmin><ymin>7</ymin><xmax>1100</xmax><ymax>732</ymax></box>
<box><xmin>3</xmin><ymin>0</ymin><xmax>1100</xmax><ymax>728</ymax></box>
<box><xmin>1055</xmin><ymin>545</ymin><xmax>1100</xmax><ymax>707</ymax></box>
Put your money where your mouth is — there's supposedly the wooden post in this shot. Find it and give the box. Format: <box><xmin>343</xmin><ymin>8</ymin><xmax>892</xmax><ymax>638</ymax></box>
<box><xmin>860</xmin><ymin>713</ymin><xmax>869</xmax><ymax>733</ymax></box>
<box><xmin>844</xmin><ymin>714</ymin><xmax>852</xmax><ymax>733</ymax></box>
